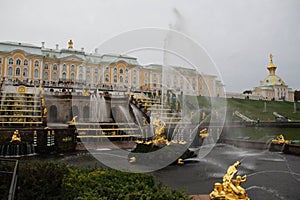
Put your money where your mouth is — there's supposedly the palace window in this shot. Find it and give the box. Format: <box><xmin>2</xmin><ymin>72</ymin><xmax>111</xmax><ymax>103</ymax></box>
<box><xmin>144</xmin><ymin>79</ymin><xmax>148</xmax><ymax>86</ymax></box>
<box><xmin>120</xmin><ymin>69</ymin><xmax>123</xmax><ymax>74</ymax></box>
<box><xmin>133</xmin><ymin>69</ymin><xmax>136</xmax><ymax>75</ymax></box>
<box><xmin>0</xmin><ymin>58</ymin><xmax>2</xmax><ymax>64</ymax></box>
<box><xmin>120</xmin><ymin>76</ymin><xmax>123</xmax><ymax>83</ymax></box>
<box><xmin>71</xmin><ymin>65</ymin><xmax>75</xmax><ymax>71</ymax></box>
<box><xmin>16</xmin><ymin>68</ymin><xmax>20</xmax><ymax>76</ymax></box>
<box><xmin>86</xmin><ymin>67</ymin><xmax>90</xmax><ymax>73</ymax></box>
<box><xmin>62</xmin><ymin>72</ymin><xmax>67</xmax><ymax>80</ymax></box>
<box><xmin>44</xmin><ymin>64</ymin><xmax>48</xmax><ymax>70</ymax></box>
<box><xmin>8</xmin><ymin>66</ymin><xmax>13</xmax><ymax>75</ymax></box>
<box><xmin>113</xmin><ymin>68</ymin><xmax>117</xmax><ymax>75</ymax></box>
<box><xmin>23</xmin><ymin>68</ymin><xmax>28</xmax><ymax>77</ymax></box>
<box><xmin>16</xmin><ymin>59</ymin><xmax>21</xmax><ymax>65</ymax></box>
<box><xmin>144</xmin><ymin>72</ymin><xmax>148</xmax><ymax>77</ymax></box>
<box><xmin>9</xmin><ymin>58</ymin><xmax>13</xmax><ymax>65</ymax></box>
<box><xmin>78</xmin><ymin>74</ymin><xmax>83</xmax><ymax>81</ymax></box>
<box><xmin>34</xmin><ymin>60</ymin><xmax>39</xmax><ymax>67</ymax></box>
<box><xmin>79</xmin><ymin>66</ymin><xmax>83</xmax><ymax>72</ymax></box>
<box><xmin>86</xmin><ymin>75</ymin><xmax>90</xmax><ymax>82</ymax></box>
<box><xmin>125</xmin><ymin>76</ymin><xmax>128</xmax><ymax>83</ymax></box>
<box><xmin>113</xmin><ymin>75</ymin><xmax>117</xmax><ymax>83</ymax></box>
<box><xmin>24</xmin><ymin>59</ymin><xmax>28</xmax><ymax>66</ymax></box>
<box><xmin>105</xmin><ymin>66</ymin><xmax>109</xmax><ymax>72</ymax></box>
<box><xmin>70</xmin><ymin>73</ymin><xmax>75</xmax><ymax>81</ymax></box>
<box><xmin>63</xmin><ymin>64</ymin><xmax>67</xmax><ymax>71</ymax></box>
<box><xmin>125</xmin><ymin>69</ymin><xmax>128</xmax><ymax>74</ymax></box>
<box><xmin>44</xmin><ymin>72</ymin><xmax>48</xmax><ymax>79</ymax></box>
<box><xmin>52</xmin><ymin>72</ymin><xmax>57</xmax><ymax>80</ymax></box>
<box><xmin>53</xmin><ymin>64</ymin><xmax>57</xmax><ymax>70</ymax></box>
<box><xmin>133</xmin><ymin>77</ymin><xmax>136</xmax><ymax>85</ymax></box>
<box><xmin>34</xmin><ymin>69</ymin><xmax>39</xmax><ymax>77</ymax></box>
<box><xmin>105</xmin><ymin>74</ymin><xmax>109</xmax><ymax>82</ymax></box>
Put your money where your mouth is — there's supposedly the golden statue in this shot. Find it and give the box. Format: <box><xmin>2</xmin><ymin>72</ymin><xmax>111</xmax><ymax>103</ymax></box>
<box><xmin>143</xmin><ymin>117</ymin><xmax>149</xmax><ymax>125</ymax></box>
<box><xmin>70</xmin><ymin>116</ymin><xmax>78</xmax><ymax>124</ymax></box>
<box><xmin>272</xmin><ymin>134</ymin><xmax>291</xmax><ymax>145</ymax></box>
<box><xmin>199</xmin><ymin>128</ymin><xmax>208</xmax><ymax>138</ymax></box>
<box><xmin>41</xmin><ymin>97</ymin><xmax>45</xmax><ymax>107</ymax></box>
<box><xmin>210</xmin><ymin>161</ymin><xmax>250</xmax><ymax>200</ymax></box>
<box><xmin>177</xmin><ymin>158</ymin><xmax>184</xmax><ymax>165</ymax></box>
<box><xmin>68</xmin><ymin>39</ymin><xmax>73</xmax><ymax>49</ymax></box>
<box><xmin>129</xmin><ymin>156</ymin><xmax>136</xmax><ymax>163</ymax></box>
<box><xmin>136</xmin><ymin>117</ymin><xmax>170</xmax><ymax>146</ymax></box>
<box><xmin>10</xmin><ymin>130</ymin><xmax>21</xmax><ymax>143</ymax></box>
<box><xmin>43</xmin><ymin>108</ymin><xmax>47</xmax><ymax>117</ymax></box>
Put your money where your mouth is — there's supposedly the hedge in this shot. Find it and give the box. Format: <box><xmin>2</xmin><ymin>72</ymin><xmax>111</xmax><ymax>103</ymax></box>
<box><xmin>10</xmin><ymin>161</ymin><xmax>190</xmax><ymax>200</ymax></box>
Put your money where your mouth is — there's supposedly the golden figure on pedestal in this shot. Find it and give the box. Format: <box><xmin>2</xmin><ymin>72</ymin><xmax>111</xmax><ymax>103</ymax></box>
<box><xmin>135</xmin><ymin>117</ymin><xmax>170</xmax><ymax>146</ymax></box>
<box><xmin>210</xmin><ymin>161</ymin><xmax>250</xmax><ymax>200</ymax></box>
<box><xmin>272</xmin><ymin>134</ymin><xmax>291</xmax><ymax>145</ymax></box>
<box><xmin>10</xmin><ymin>130</ymin><xmax>21</xmax><ymax>143</ymax></box>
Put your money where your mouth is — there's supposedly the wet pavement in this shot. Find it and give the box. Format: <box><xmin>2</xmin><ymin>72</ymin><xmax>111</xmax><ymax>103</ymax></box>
<box><xmin>61</xmin><ymin>143</ymin><xmax>300</xmax><ymax>200</ymax></box>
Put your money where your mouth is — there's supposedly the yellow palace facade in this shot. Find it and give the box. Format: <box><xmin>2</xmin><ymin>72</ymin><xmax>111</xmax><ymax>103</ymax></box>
<box><xmin>0</xmin><ymin>40</ymin><xmax>224</xmax><ymax>97</ymax></box>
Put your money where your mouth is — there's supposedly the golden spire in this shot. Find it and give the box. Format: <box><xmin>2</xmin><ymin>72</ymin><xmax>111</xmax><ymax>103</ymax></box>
<box><xmin>269</xmin><ymin>54</ymin><xmax>273</xmax><ymax>64</ymax></box>
<box><xmin>68</xmin><ymin>40</ymin><xmax>73</xmax><ymax>49</ymax></box>
<box><xmin>267</xmin><ymin>53</ymin><xmax>277</xmax><ymax>75</ymax></box>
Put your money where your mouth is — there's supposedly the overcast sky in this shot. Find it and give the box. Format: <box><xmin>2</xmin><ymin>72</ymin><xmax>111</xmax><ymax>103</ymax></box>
<box><xmin>1</xmin><ymin>0</ymin><xmax>299</xmax><ymax>92</ymax></box>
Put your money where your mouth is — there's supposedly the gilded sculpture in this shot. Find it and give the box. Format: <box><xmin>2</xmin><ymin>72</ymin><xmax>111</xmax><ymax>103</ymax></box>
<box><xmin>210</xmin><ymin>161</ymin><xmax>250</xmax><ymax>200</ymax></box>
<box><xmin>10</xmin><ymin>130</ymin><xmax>21</xmax><ymax>143</ymax></box>
<box><xmin>272</xmin><ymin>134</ymin><xmax>291</xmax><ymax>145</ymax></box>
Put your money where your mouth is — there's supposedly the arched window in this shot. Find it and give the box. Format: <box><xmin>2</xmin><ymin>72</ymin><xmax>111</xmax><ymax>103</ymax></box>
<box><xmin>52</xmin><ymin>72</ymin><xmax>57</xmax><ymax>80</ymax></box>
<box><xmin>16</xmin><ymin>59</ymin><xmax>21</xmax><ymax>65</ymax></box>
<box><xmin>34</xmin><ymin>69</ymin><xmax>39</xmax><ymax>77</ymax></box>
<box><xmin>70</xmin><ymin>73</ymin><xmax>75</xmax><ymax>81</ymax></box>
<box><xmin>23</xmin><ymin>68</ymin><xmax>28</xmax><ymax>77</ymax></box>
<box><xmin>16</xmin><ymin>68</ymin><xmax>20</xmax><ymax>76</ymax></box>
<box><xmin>0</xmin><ymin>58</ymin><xmax>2</xmax><ymax>64</ymax></box>
<box><xmin>24</xmin><ymin>59</ymin><xmax>28</xmax><ymax>66</ymax></box>
<box><xmin>9</xmin><ymin>58</ymin><xmax>13</xmax><ymax>65</ymax></box>
<box><xmin>78</xmin><ymin>74</ymin><xmax>83</xmax><ymax>81</ymax></box>
<box><xmin>44</xmin><ymin>64</ymin><xmax>48</xmax><ymax>70</ymax></box>
<box><xmin>44</xmin><ymin>72</ymin><xmax>48</xmax><ymax>79</ymax></box>
<box><xmin>53</xmin><ymin>64</ymin><xmax>57</xmax><ymax>70</ymax></box>
<box><xmin>105</xmin><ymin>66</ymin><xmax>109</xmax><ymax>72</ymax></box>
<box><xmin>133</xmin><ymin>69</ymin><xmax>136</xmax><ymax>75</ymax></box>
<box><xmin>120</xmin><ymin>76</ymin><xmax>123</xmax><ymax>83</ymax></box>
<box><xmin>86</xmin><ymin>67</ymin><xmax>90</xmax><ymax>73</ymax></box>
<box><xmin>105</xmin><ymin>74</ymin><xmax>109</xmax><ymax>82</ymax></box>
<box><xmin>86</xmin><ymin>75</ymin><xmax>90</xmax><ymax>82</ymax></box>
<box><xmin>120</xmin><ymin>69</ymin><xmax>123</xmax><ymax>74</ymax></box>
<box><xmin>113</xmin><ymin>75</ymin><xmax>117</xmax><ymax>83</ymax></box>
<box><xmin>8</xmin><ymin>67</ymin><xmax>13</xmax><ymax>75</ymax></box>
<box><xmin>113</xmin><ymin>68</ymin><xmax>117</xmax><ymax>74</ymax></box>
<box><xmin>63</xmin><ymin>64</ymin><xmax>67</xmax><ymax>71</ymax></box>
<box><xmin>125</xmin><ymin>69</ymin><xmax>128</xmax><ymax>74</ymax></box>
<box><xmin>71</xmin><ymin>65</ymin><xmax>75</xmax><ymax>71</ymax></box>
<box><xmin>62</xmin><ymin>72</ymin><xmax>67</xmax><ymax>80</ymax></box>
<box><xmin>125</xmin><ymin>77</ymin><xmax>128</xmax><ymax>83</ymax></box>
<box><xmin>34</xmin><ymin>60</ymin><xmax>39</xmax><ymax>67</ymax></box>
<box><xmin>79</xmin><ymin>66</ymin><xmax>83</xmax><ymax>72</ymax></box>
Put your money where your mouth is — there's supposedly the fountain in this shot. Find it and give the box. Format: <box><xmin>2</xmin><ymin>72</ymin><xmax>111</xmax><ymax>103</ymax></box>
<box><xmin>0</xmin><ymin>130</ymin><xmax>35</xmax><ymax>157</ymax></box>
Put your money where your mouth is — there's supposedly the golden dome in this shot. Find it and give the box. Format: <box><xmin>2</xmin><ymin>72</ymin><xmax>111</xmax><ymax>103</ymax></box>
<box><xmin>261</xmin><ymin>54</ymin><xmax>285</xmax><ymax>86</ymax></box>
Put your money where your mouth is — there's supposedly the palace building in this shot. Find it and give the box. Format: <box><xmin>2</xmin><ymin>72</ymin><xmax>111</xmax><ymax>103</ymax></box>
<box><xmin>253</xmin><ymin>54</ymin><xmax>294</xmax><ymax>101</ymax></box>
<box><xmin>0</xmin><ymin>40</ymin><xmax>224</xmax><ymax>97</ymax></box>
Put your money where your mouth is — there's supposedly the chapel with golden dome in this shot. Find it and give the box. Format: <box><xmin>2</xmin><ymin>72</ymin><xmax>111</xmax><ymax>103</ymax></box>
<box><xmin>253</xmin><ymin>54</ymin><xmax>294</xmax><ymax>101</ymax></box>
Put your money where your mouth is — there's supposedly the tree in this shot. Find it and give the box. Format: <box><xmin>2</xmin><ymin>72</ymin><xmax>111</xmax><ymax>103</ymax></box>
<box><xmin>243</xmin><ymin>90</ymin><xmax>252</xmax><ymax>94</ymax></box>
<box><xmin>294</xmin><ymin>90</ymin><xmax>300</xmax><ymax>102</ymax></box>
